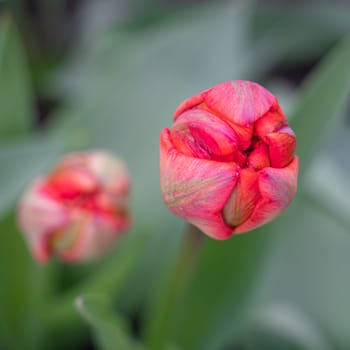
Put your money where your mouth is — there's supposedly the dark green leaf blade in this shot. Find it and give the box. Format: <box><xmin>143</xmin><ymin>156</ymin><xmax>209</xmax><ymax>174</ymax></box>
<box><xmin>170</xmin><ymin>229</ymin><xmax>272</xmax><ymax>350</ymax></box>
<box><xmin>75</xmin><ymin>294</ymin><xmax>144</xmax><ymax>350</ymax></box>
<box><xmin>238</xmin><ymin>304</ymin><xmax>331</xmax><ymax>350</ymax></box>
<box><xmin>291</xmin><ymin>34</ymin><xmax>350</xmax><ymax>175</ymax></box>
<box><xmin>0</xmin><ymin>13</ymin><xmax>34</xmax><ymax>137</ymax></box>
<box><xmin>0</xmin><ymin>212</ymin><xmax>55</xmax><ymax>350</ymax></box>
<box><xmin>0</xmin><ymin>135</ymin><xmax>63</xmax><ymax>218</ymax></box>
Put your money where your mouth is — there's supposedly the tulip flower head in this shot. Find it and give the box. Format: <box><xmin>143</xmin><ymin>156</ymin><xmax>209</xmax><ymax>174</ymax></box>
<box><xmin>160</xmin><ymin>81</ymin><xmax>298</xmax><ymax>239</ymax></box>
<box><xmin>18</xmin><ymin>151</ymin><xmax>131</xmax><ymax>263</ymax></box>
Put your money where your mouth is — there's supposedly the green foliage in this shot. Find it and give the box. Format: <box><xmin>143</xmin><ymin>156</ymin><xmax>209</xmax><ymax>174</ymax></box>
<box><xmin>0</xmin><ymin>212</ymin><xmax>53</xmax><ymax>350</ymax></box>
<box><xmin>0</xmin><ymin>136</ymin><xmax>62</xmax><ymax>216</ymax></box>
<box><xmin>291</xmin><ymin>34</ymin><xmax>350</xmax><ymax>175</ymax></box>
<box><xmin>76</xmin><ymin>294</ymin><xmax>144</xmax><ymax>350</ymax></box>
<box><xmin>0</xmin><ymin>13</ymin><xmax>34</xmax><ymax>137</ymax></box>
<box><xmin>238</xmin><ymin>304</ymin><xmax>331</xmax><ymax>350</ymax></box>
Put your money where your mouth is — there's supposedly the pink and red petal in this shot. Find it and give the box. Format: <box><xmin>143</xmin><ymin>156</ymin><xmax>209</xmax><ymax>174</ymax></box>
<box><xmin>254</xmin><ymin>107</ymin><xmax>287</xmax><ymax>140</ymax></box>
<box><xmin>202</xmin><ymin>80</ymin><xmax>277</xmax><ymax>126</ymax></box>
<box><xmin>18</xmin><ymin>179</ymin><xmax>69</xmax><ymax>262</ymax></box>
<box><xmin>266</xmin><ymin>126</ymin><xmax>296</xmax><ymax>168</ymax></box>
<box><xmin>174</xmin><ymin>92</ymin><xmax>205</xmax><ymax>120</ymax></box>
<box><xmin>247</xmin><ymin>142</ymin><xmax>271</xmax><ymax>170</ymax></box>
<box><xmin>170</xmin><ymin>109</ymin><xmax>238</xmax><ymax>161</ymax></box>
<box><xmin>233</xmin><ymin>156</ymin><xmax>298</xmax><ymax>234</ymax></box>
<box><xmin>222</xmin><ymin>169</ymin><xmax>260</xmax><ymax>227</ymax></box>
<box><xmin>47</xmin><ymin>167</ymin><xmax>97</xmax><ymax>200</ymax></box>
<box><xmin>160</xmin><ymin>129</ymin><xmax>238</xmax><ymax>239</ymax></box>
<box><xmin>228</xmin><ymin>122</ymin><xmax>254</xmax><ymax>150</ymax></box>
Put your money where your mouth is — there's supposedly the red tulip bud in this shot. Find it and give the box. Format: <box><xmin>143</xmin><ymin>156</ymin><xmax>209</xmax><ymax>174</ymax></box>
<box><xmin>18</xmin><ymin>151</ymin><xmax>131</xmax><ymax>262</ymax></box>
<box><xmin>160</xmin><ymin>81</ymin><xmax>298</xmax><ymax>239</ymax></box>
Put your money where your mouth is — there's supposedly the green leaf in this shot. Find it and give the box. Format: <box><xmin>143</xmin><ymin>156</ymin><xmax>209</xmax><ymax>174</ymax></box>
<box><xmin>75</xmin><ymin>294</ymin><xmax>144</xmax><ymax>350</ymax></box>
<box><xmin>238</xmin><ymin>304</ymin><xmax>331</xmax><ymax>350</ymax></box>
<box><xmin>252</xmin><ymin>3</ymin><xmax>350</xmax><ymax>64</ymax></box>
<box><xmin>161</xmin><ymin>227</ymin><xmax>273</xmax><ymax>350</ymax></box>
<box><xmin>0</xmin><ymin>13</ymin><xmax>34</xmax><ymax>137</ymax></box>
<box><xmin>166</xmin><ymin>196</ymin><xmax>339</xmax><ymax>350</ymax></box>
<box><xmin>0</xmin><ymin>212</ymin><xmax>55</xmax><ymax>350</ymax></box>
<box><xmin>0</xmin><ymin>135</ymin><xmax>63</xmax><ymax>218</ymax></box>
<box><xmin>304</xmin><ymin>152</ymin><xmax>350</xmax><ymax>231</ymax></box>
<box><xmin>143</xmin><ymin>226</ymin><xmax>203</xmax><ymax>350</ymax></box>
<box><xmin>291</xmin><ymin>34</ymin><xmax>350</xmax><ymax>175</ymax></box>
<box><xmin>43</xmin><ymin>233</ymin><xmax>146</xmax><ymax>350</ymax></box>
<box><xmin>252</xmin><ymin>195</ymin><xmax>350</xmax><ymax>349</ymax></box>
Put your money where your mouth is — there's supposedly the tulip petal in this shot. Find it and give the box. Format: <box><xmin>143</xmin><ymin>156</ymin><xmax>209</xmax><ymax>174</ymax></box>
<box><xmin>228</xmin><ymin>122</ymin><xmax>254</xmax><ymax>150</ymax></box>
<box><xmin>222</xmin><ymin>169</ymin><xmax>260</xmax><ymax>227</ymax></box>
<box><xmin>233</xmin><ymin>157</ymin><xmax>298</xmax><ymax>234</ymax></box>
<box><xmin>266</xmin><ymin>126</ymin><xmax>296</xmax><ymax>168</ymax></box>
<box><xmin>170</xmin><ymin>109</ymin><xmax>238</xmax><ymax>162</ymax></box>
<box><xmin>18</xmin><ymin>179</ymin><xmax>69</xmax><ymax>262</ymax></box>
<box><xmin>94</xmin><ymin>191</ymin><xmax>130</xmax><ymax>230</ymax></box>
<box><xmin>174</xmin><ymin>92</ymin><xmax>205</xmax><ymax>120</ymax></box>
<box><xmin>50</xmin><ymin>214</ymin><xmax>83</xmax><ymax>260</ymax></box>
<box><xmin>88</xmin><ymin>151</ymin><xmax>130</xmax><ymax>194</ymax></box>
<box><xmin>202</xmin><ymin>80</ymin><xmax>277</xmax><ymax>125</ymax></box>
<box><xmin>55</xmin><ymin>212</ymin><xmax>121</xmax><ymax>262</ymax></box>
<box><xmin>247</xmin><ymin>142</ymin><xmax>271</xmax><ymax>170</ymax></box>
<box><xmin>254</xmin><ymin>107</ymin><xmax>287</xmax><ymax>139</ymax></box>
<box><xmin>48</xmin><ymin>167</ymin><xmax>97</xmax><ymax>200</ymax></box>
<box><xmin>160</xmin><ymin>129</ymin><xmax>238</xmax><ymax>239</ymax></box>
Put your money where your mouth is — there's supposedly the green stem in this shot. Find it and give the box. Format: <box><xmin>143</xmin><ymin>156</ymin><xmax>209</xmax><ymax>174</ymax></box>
<box><xmin>145</xmin><ymin>224</ymin><xmax>204</xmax><ymax>350</ymax></box>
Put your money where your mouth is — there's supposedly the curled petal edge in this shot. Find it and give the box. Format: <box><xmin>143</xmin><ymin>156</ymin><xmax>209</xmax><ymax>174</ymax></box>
<box><xmin>232</xmin><ymin>156</ymin><xmax>299</xmax><ymax>234</ymax></box>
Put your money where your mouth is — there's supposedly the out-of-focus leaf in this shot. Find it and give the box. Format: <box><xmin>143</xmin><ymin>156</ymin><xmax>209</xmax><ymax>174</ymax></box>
<box><xmin>75</xmin><ymin>294</ymin><xmax>144</xmax><ymax>350</ymax></box>
<box><xmin>253</xmin><ymin>37</ymin><xmax>350</xmax><ymax>350</ymax></box>
<box><xmin>54</xmin><ymin>1</ymin><xmax>249</xmax><ymax>101</ymax></box>
<box><xmin>252</xmin><ymin>2</ymin><xmax>350</xmax><ymax>49</ymax></box>
<box><xmin>167</xmin><ymin>228</ymin><xmax>273</xmax><ymax>350</ymax></box>
<box><xmin>252</xmin><ymin>3</ymin><xmax>350</xmax><ymax>63</ymax></box>
<box><xmin>237</xmin><ymin>304</ymin><xmax>331</xmax><ymax>350</ymax></box>
<box><xmin>177</xmin><ymin>192</ymin><xmax>348</xmax><ymax>350</ymax></box>
<box><xmin>143</xmin><ymin>226</ymin><xmax>203</xmax><ymax>350</ymax></box>
<box><xmin>43</xmin><ymin>233</ymin><xmax>146</xmax><ymax>350</ymax></box>
<box><xmin>0</xmin><ymin>213</ymin><xmax>54</xmax><ymax>350</ymax></box>
<box><xmin>0</xmin><ymin>135</ymin><xmax>63</xmax><ymax>218</ymax></box>
<box><xmin>291</xmin><ymin>34</ymin><xmax>350</xmax><ymax>175</ymax></box>
<box><xmin>253</xmin><ymin>195</ymin><xmax>350</xmax><ymax>349</ymax></box>
<box><xmin>303</xmin><ymin>126</ymin><xmax>350</xmax><ymax>231</ymax></box>
<box><xmin>0</xmin><ymin>13</ymin><xmax>34</xmax><ymax>137</ymax></box>
<box><xmin>47</xmin><ymin>233</ymin><xmax>146</xmax><ymax>324</ymax></box>
<box><xmin>305</xmin><ymin>152</ymin><xmax>350</xmax><ymax>231</ymax></box>
<box><xmin>231</xmin><ymin>2</ymin><xmax>350</xmax><ymax>83</ymax></box>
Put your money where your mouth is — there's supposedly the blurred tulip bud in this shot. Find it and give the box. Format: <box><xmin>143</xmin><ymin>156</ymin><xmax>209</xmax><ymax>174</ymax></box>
<box><xmin>160</xmin><ymin>80</ymin><xmax>298</xmax><ymax>239</ymax></box>
<box><xmin>18</xmin><ymin>151</ymin><xmax>131</xmax><ymax>263</ymax></box>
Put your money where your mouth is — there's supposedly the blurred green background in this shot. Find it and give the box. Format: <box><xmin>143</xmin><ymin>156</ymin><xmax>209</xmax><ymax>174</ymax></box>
<box><xmin>1</xmin><ymin>0</ymin><xmax>350</xmax><ymax>349</ymax></box>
